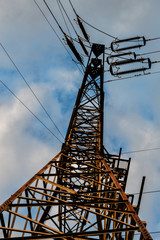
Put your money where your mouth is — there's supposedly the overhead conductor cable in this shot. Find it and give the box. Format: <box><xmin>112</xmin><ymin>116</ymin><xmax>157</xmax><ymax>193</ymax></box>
<box><xmin>43</xmin><ymin>0</ymin><xmax>83</xmax><ymax>64</ymax></box>
<box><xmin>0</xmin><ymin>79</ymin><xmax>63</xmax><ymax>143</ymax></box>
<box><xmin>34</xmin><ymin>0</ymin><xmax>83</xmax><ymax>74</ymax></box>
<box><xmin>104</xmin><ymin>71</ymin><xmax>160</xmax><ymax>83</ymax></box>
<box><xmin>57</xmin><ymin>0</ymin><xmax>89</xmax><ymax>56</ymax></box>
<box><xmin>0</xmin><ymin>43</ymin><xmax>64</xmax><ymax>140</ymax></box>
<box><xmin>69</xmin><ymin>0</ymin><xmax>90</xmax><ymax>43</ymax></box>
<box><xmin>69</xmin><ymin>0</ymin><xmax>117</xmax><ymax>40</ymax></box>
<box><xmin>56</xmin><ymin>0</ymin><xmax>72</xmax><ymax>37</ymax></box>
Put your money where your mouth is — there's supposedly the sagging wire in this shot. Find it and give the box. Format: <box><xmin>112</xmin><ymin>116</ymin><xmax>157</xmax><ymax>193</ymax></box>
<box><xmin>58</xmin><ymin>0</ymin><xmax>78</xmax><ymax>36</ymax></box>
<box><xmin>137</xmin><ymin>50</ymin><xmax>160</xmax><ymax>57</ymax></box>
<box><xmin>122</xmin><ymin>146</ymin><xmax>160</xmax><ymax>155</ymax></box>
<box><xmin>79</xmin><ymin>15</ymin><xmax>117</xmax><ymax>40</ymax></box>
<box><xmin>0</xmin><ymin>42</ymin><xmax>65</xmax><ymax>140</ymax></box>
<box><xmin>43</xmin><ymin>0</ymin><xmax>64</xmax><ymax>34</ymax></box>
<box><xmin>104</xmin><ymin>71</ymin><xmax>160</xmax><ymax>83</ymax></box>
<box><xmin>58</xmin><ymin>0</ymin><xmax>90</xmax><ymax>56</ymax></box>
<box><xmin>0</xmin><ymin>78</ymin><xmax>63</xmax><ymax>144</ymax></box>
<box><xmin>33</xmin><ymin>0</ymin><xmax>83</xmax><ymax>74</ymax></box>
<box><xmin>56</xmin><ymin>0</ymin><xmax>72</xmax><ymax>37</ymax></box>
<box><xmin>132</xmin><ymin>190</ymin><xmax>160</xmax><ymax>195</ymax></box>
<box><xmin>68</xmin><ymin>0</ymin><xmax>90</xmax><ymax>43</ymax></box>
<box><xmin>69</xmin><ymin>0</ymin><xmax>117</xmax><ymax>40</ymax></box>
<box><xmin>147</xmin><ymin>36</ymin><xmax>160</xmax><ymax>41</ymax></box>
<box><xmin>43</xmin><ymin>0</ymin><xmax>84</xmax><ymax>67</ymax></box>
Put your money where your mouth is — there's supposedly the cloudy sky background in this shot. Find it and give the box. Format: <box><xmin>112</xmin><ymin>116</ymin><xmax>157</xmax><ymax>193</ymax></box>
<box><xmin>0</xmin><ymin>0</ymin><xmax>160</xmax><ymax>238</ymax></box>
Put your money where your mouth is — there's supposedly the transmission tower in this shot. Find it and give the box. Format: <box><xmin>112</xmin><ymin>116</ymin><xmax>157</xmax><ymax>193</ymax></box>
<box><xmin>0</xmin><ymin>43</ymin><xmax>153</xmax><ymax>240</ymax></box>
<box><xmin>0</xmin><ymin>44</ymin><xmax>152</xmax><ymax>240</ymax></box>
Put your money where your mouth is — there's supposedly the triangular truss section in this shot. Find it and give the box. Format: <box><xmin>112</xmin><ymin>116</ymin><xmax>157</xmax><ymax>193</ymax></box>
<box><xmin>0</xmin><ymin>44</ymin><xmax>152</xmax><ymax>240</ymax></box>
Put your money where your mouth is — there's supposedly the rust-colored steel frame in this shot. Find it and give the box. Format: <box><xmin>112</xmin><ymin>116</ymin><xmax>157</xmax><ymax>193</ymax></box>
<box><xmin>0</xmin><ymin>44</ymin><xmax>152</xmax><ymax>240</ymax></box>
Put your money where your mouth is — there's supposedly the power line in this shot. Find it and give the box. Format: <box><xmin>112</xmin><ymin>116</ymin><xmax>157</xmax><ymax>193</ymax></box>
<box><xmin>68</xmin><ymin>0</ymin><xmax>88</xmax><ymax>41</ymax></box>
<box><xmin>149</xmin><ymin>231</ymin><xmax>160</xmax><ymax>235</ymax></box>
<box><xmin>33</xmin><ymin>0</ymin><xmax>83</xmax><ymax>74</ymax></box>
<box><xmin>69</xmin><ymin>0</ymin><xmax>116</xmax><ymax>39</ymax></box>
<box><xmin>58</xmin><ymin>0</ymin><xmax>92</xmax><ymax>52</ymax></box>
<box><xmin>57</xmin><ymin>0</ymin><xmax>91</xmax><ymax>55</ymax></box>
<box><xmin>33</xmin><ymin>0</ymin><xmax>70</xmax><ymax>55</ymax></box>
<box><xmin>0</xmin><ymin>43</ymin><xmax>65</xmax><ymax>140</ymax></box>
<box><xmin>78</xmin><ymin>16</ymin><xmax>117</xmax><ymax>40</ymax></box>
<box><xmin>43</xmin><ymin>0</ymin><xmax>85</xmax><ymax>67</ymax></box>
<box><xmin>122</xmin><ymin>147</ymin><xmax>160</xmax><ymax>155</ymax></box>
<box><xmin>137</xmin><ymin>50</ymin><xmax>160</xmax><ymax>56</ymax></box>
<box><xmin>56</xmin><ymin>0</ymin><xmax>72</xmax><ymax>37</ymax></box>
<box><xmin>68</xmin><ymin>0</ymin><xmax>77</xmax><ymax>16</ymax></box>
<box><xmin>70</xmin><ymin>36</ymin><xmax>91</xmax><ymax>49</ymax></box>
<box><xmin>132</xmin><ymin>190</ymin><xmax>160</xmax><ymax>195</ymax></box>
<box><xmin>43</xmin><ymin>0</ymin><xmax>65</xmax><ymax>34</ymax></box>
<box><xmin>58</xmin><ymin>0</ymin><xmax>78</xmax><ymax>37</ymax></box>
<box><xmin>147</xmin><ymin>36</ymin><xmax>160</xmax><ymax>41</ymax></box>
<box><xmin>59</xmin><ymin>0</ymin><xmax>86</xmax><ymax>44</ymax></box>
<box><xmin>104</xmin><ymin>71</ymin><xmax>160</xmax><ymax>83</ymax></box>
<box><xmin>59</xmin><ymin>0</ymin><xmax>90</xmax><ymax>48</ymax></box>
<box><xmin>0</xmin><ymin>78</ymin><xmax>63</xmax><ymax>144</ymax></box>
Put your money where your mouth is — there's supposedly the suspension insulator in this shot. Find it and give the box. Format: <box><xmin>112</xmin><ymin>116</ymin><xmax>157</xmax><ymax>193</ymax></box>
<box><xmin>107</xmin><ymin>52</ymin><xmax>136</xmax><ymax>65</ymax></box>
<box><xmin>110</xmin><ymin>58</ymin><xmax>151</xmax><ymax>76</ymax></box>
<box><xmin>78</xmin><ymin>36</ymin><xmax>89</xmax><ymax>56</ymax></box>
<box><xmin>111</xmin><ymin>36</ymin><xmax>146</xmax><ymax>52</ymax></box>
<box><xmin>65</xmin><ymin>36</ymin><xmax>83</xmax><ymax>64</ymax></box>
<box><xmin>77</xmin><ymin>16</ymin><xmax>90</xmax><ymax>42</ymax></box>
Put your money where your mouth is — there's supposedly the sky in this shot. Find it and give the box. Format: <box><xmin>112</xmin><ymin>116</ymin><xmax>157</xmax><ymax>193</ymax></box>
<box><xmin>0</xmin><ymin>0</ymin><xmax>160</xmax><ymax>238</ymax></box>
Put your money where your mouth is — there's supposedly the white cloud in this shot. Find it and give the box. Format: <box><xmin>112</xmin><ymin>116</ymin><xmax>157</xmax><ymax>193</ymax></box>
<box><xmin>47</xmin><ymin>67</ymin><xmax>80</xmax><ymax>92</ymax></box>
<box><xmin>0</xmin><ymin>81</ymin><xmax>63</xmax><ymax>204</ymax></box>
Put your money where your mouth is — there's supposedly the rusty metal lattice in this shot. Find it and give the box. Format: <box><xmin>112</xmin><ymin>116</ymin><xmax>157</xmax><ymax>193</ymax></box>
<box><xmin>0</xmin><ymin>44</ymin><xmax>152</xmax><ymax>240</ymax></box>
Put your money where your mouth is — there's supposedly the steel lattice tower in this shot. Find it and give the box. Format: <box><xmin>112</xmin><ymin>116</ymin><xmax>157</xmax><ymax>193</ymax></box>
<box><xmin>0</xmin><ymin>44</ymin><xmax>152</xmax><ymax>240</ymax></box>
